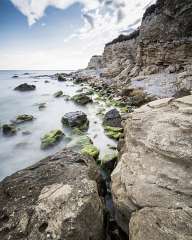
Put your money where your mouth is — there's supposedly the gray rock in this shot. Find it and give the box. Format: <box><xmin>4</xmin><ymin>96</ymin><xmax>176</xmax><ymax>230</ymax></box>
<box><xmin>72</xmin><ymin>93</ymin><xmax>92</xmax><ymax>105</ymax></box>
<box><xmin>103</xmin><ymin>109</ymin><xmax>122</xmax><ymax>128</ymax></box>
<box><xmin>111</xmin><ymin>96</ymin><xmax>192</xmax><ymax>238</ymax></box>
<box><xmin>0</xmin><ymin>149</ymin><xmax>104</xmax><ymax>240</ymax></box>
<box><xmin>14</xmin><ymin>83</ymin><xmax>36</xmax><ymax>91</ymax></box>
<box><xmin>2</xmin><ymin>124</ymin><xmax>17</xmax><ymax>136</ymax></box>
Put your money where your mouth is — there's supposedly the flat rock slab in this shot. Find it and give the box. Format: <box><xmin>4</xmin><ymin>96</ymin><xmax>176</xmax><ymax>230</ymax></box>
<box><xmin>0</xmin><ymin>149</ymin><xmax>104</xmax><ymax>240</ymax></box>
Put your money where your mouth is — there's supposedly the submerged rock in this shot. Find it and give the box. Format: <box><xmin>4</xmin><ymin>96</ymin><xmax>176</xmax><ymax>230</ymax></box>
<box><xmin>38</xmin><ymin>103</ymin><xmax>46</xmax><ymax>110</ymax></box>
<box><xmin>14</xmin><ymin>83</ymin><xmax>36</xmax><ymax>92</ymax></box>
<box><xmin>62</xmin><ymin>111</ymin><xmax>89</xmax><ymax>130</ymax></box>
<box><xmin>13</xmin><ymin>114</ymin><xmax>34</xmax><ymax>124</ymax></box>
<box><xmin>104</xmin><ymin>126</ymin><xmax>123</xmax><ymax>140</ymax></box>
<box><xmin>12</xmin><ymin>75</ymin><xmax>19</xmax><ymax>78</ymax></box>
<box><xmin>41</xmin><ymin>129</ymin><xmax>64</xmax><ymax>149</ymax></box>
<box><xmin>0</xmin><ymin>149</ymin><xmax>104</xmax><ymax>240</ymax></box>
<box><xmin>72</xmin><ymin>93</ymin><xmax>92</xmax><ymax>105</ymax></box>
<box><xmin>112</xmin><ymin>96</ymin><xmax>192</xmax><ymax>237</ymax></box>
<box><xmin>53</xmin><ymin>90</ymin><xmax>63</xmax><ymax>98</ymax></box>
<box><xmin>103</xmin><ymin>109</ymin><xmax>122</xmax><ymax>128</ymax></box>
<box><xmin>2</xmin><ymin>124</ymin><xmax>17</xmax><ymax>136</ymax></box>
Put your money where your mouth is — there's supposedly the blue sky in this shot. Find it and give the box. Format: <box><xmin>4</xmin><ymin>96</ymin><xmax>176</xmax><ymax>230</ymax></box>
<box><xmin>0</xmin><ymin>0</ymin><xmax>155</xmax><ymax>70</ymax></box>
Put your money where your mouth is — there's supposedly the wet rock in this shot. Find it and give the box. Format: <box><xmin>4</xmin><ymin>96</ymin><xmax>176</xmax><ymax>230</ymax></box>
<box><xmin>41</xmin><ymin>130</ymin><xmax>64</xmax><ymax>149</ymax></box>
<box><xmin>103</xmin><ymin>109</ymin><xmax>122</xmax><ymax>128</ymax></box>
<box><xmin>57</xmin><ymin>74</ymin><xmax>67</xmax><ymax>81</ymax></box>
<box><xmin>12</xmin><ymin>114</ymin><xmax>34</xmax><ymax>124</ymax></box>
<box><xmin>62</xmin><ymin>111</ymin><xmax>89</xmax><ymax>130</ymax></box>
<box><xmin>2</xmin><ymin>124</ymin><xmax>16</xmax><ymax>136</ymax></box>
<box><xmin>104</xmin><ymin>126</ymin><xmax>123</xmax><ymax>140</ymax></box>
<box><xmin>14</xmin><ymin>83</ymin><xmax>36</xmax><ymax>92</ymax></box>
<box><xmin>12</xmin><ymin>75</ymin><xmax>19</xmax><ymax>78</ymax></box>
<box><xmin>81</xmin><ymin>144</ymin><xmax>100</xmax><ymax>160</ymax></box>
<box><xmin>0</xmin><ymin>149</ymin><xmax>104</xmax><ymax>240</ymax></box>
<box><xmin>54</xmin><ymin>90</ymin><xmax>63</xmax><ymax>98</ymax></box>
<box><xmin>44</xmin><ymin>80</ymin><xmax>49</xmax><ymax>83</ymax></box>
<box><xmin>100</xmin><ymin>150</ymin><xmax>118</xmax><ymax>173</ymax></box>
<box><xmin>22</xmin><ymin>130</ymin><xmax>32</xmax><ymax>136</ymax></box>
<box><xmin>111</xmin><ymin>96</ymin><xmax>192</xmax><ymax>236</ymax></box>
<box><xmin>72</xmin><ymin>93</ymin><xmax>92</xmax><ymax>105</ymax></box>
<box><xmin>38</xmin><ymin>103</ymin><xmax>46</xmax><ymax>110</ymax></box>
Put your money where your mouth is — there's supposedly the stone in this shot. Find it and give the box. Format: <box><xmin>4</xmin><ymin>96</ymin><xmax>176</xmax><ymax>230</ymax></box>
<box><xmin>0</xmin><ymin>149</ymin><xmax>104</xmax><ymax>240</ymax></box>
<box><xmin>41</xmin><ymin>130</ymin><xmax>64</xmax><ymax>149</ymax></box>
<box><xmin>54</xmin><ymin>90</ymin><xmax>63</xmax><ymax>98</ymax></box>
<box><xmin>72</xmin><ymin>93</ymin><xmax>92</xmax><ymax>105</ymax></box>
<box><xmin>2</xmin><ymin>124</ymin><xmax>17</xmax><ymax>136</ymax></box>
<box><xmin>57</xmin><ymin>74</ymin><xmax>67</xmax><ymax>81</ymax></box>
<box><xmin>111</xmin><ymin>95</ymin><xmax>192</xmax><ymax>236</ymax></box>
<box><xmin>100</xmin><ymin>150</ymin><xmax>118</xmax><ymax>173</ymax></box>
<box><xmin>14</xmin><ymin>83</ymin><xmax>36</xmax><ymax>91</ymax></box>
<box><xmin>103</xmin><ymin>109</ymin><xmax>122</xmax><ymax>128</ymax></box>
<box><xmin>81</xmin><ymin>145</ymin><xmax>100</xmax><ymax>160</ymax></box>
<box><xmin>62</xmin><ymin>111</ymin><xmax>89</xmax><ymax>130</ymax></box>
<box><xmin>104</xmin><ymin>126</ymin><xmax>123</xmax><ymax>140</ymax></box>
<box><xmin>12</xmin><ymin>114</ymin><xmax>34</xmax><ymax>124</ymax></box>
<box><xmin>12</xmin><ymin>75</ymin><xmax>19</xmax><ymax>78</ymax></box>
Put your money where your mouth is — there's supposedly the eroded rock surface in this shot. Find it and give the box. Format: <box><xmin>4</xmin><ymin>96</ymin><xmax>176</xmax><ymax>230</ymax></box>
<box><xmin>111</xmin><ymin>95</ymin><xmax>192</xmax><ymax>239</ymax></box>
<box><xmin>0</xmin><ymin>149</ymin><xmax>104</xmax><ymax>240</ymax></box>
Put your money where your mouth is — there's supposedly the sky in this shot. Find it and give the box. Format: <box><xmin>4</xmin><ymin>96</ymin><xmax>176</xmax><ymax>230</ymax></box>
<box><xmin>0</xmin><ymin>0</ymin><xmax>155</xmax><ymax>70</ymax></box>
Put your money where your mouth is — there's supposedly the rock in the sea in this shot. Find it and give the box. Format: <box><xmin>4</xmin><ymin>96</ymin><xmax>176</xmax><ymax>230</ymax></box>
<box><xmin>72</xmin><ymin>93</ymin><xmax>92</xmax><ymax>105</ymax></box>
<box><xmin>41</xmin><ymin>130</ymin><xmax>64</xmax><ymax>149</ymax></box>
<box><xmin>12</xmin><ymin>75</ymin><xmax>19</xmax><ymax>78</ymax></box>
<box><xmin>14</xmin><ymin>83</ymin><xmax>36</xmax><ymax>92</ymax></box>
<box><xmin>62</xmin><ymin>111</ymin><xmax>89</xmax><ymax>130</ymax></box>
<box><xmin>13</xmin><ymin>114</ymin><xmax>34</xmax><ymax>124</ymax></box>
<box><xmin>111</xmin><ymin>96</ymin><xmax>192</xmax><ymax>238</ymax></box>
<box><xmin>57</xmin><ymin>73</ymin><xmax>67</xmax><ymax>81</ymax></box>
<box><xmin>2</xmin><ymin>124</ymin><xmax>17</xmax><ymax>136</ymax></box>
<box><xmin>103</xmin><ymin>109</ymin><xmax>122</xmax><ymax>128</ymax></box>
<box><xmin>0</xmin><ymin>149</ymin><xmax>104</xmax><ymax>240</ymax></box>
<box><xmin>54</xmin><ymin>90</ymin><xmax>63</xmax><ymax>98</ymax></box>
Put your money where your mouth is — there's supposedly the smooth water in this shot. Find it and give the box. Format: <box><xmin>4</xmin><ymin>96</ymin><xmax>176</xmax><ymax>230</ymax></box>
<box><xmin>0</xmin><ymin>70</ymin><xmax>116</xmax><ymax>180</ymax></box>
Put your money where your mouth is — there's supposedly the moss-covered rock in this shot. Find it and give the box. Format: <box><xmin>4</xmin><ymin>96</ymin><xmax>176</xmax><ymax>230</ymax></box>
<box><xmin>41</xmin><ymin>130</ymin><xmax>64</xmax><ymax>149</ymax></box>
<box><xmin>2</xmin><ymin>124</ymin><xmax>17</xmax><ymax>136</ymax></box>
<box><xmin>54</xmin><ymin>90</ymin><xmax>63</xmax><ymax>98</ymax></box>
<box><xmin>104</xmin><ymin>126</ymin><xmax>123</xmax><ymax>140</ymax></box>
<box><xmin>14</xmin><ymin>114</ymin><xmax>34</xmax><ymax>124</ymax></box>
<box><xmin>72</xmin><ymin>93</ymin><xmax>92</xmax><ymax>105</ymax></box>
<box><xmin>100</xmin><ymin>150</ymin><xmax>118</xmax><ymax>172</ymax></box>
<box><xmin>81</xmin><ymin>145</ymin><xmax>100</xmax><ymax>159</ymax></box>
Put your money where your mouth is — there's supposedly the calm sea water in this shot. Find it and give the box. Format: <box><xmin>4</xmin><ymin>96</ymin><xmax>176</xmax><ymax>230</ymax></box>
<box><xmin>0</xmin><ymin>70</ymin><xmax>116</xmax><ymax>180</ymax></box>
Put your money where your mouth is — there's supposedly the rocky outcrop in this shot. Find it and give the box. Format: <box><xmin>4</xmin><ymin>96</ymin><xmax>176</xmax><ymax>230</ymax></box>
<box><xmin>0</xmin><ymin>149</ymin><xmax>104</xmax><ymax>240</ymax></box>
<box><xmin>86</xmin><ymin>0</ymin><xmax>192</xmax><ymax>98</ymax></box>
<box><xmin>87</xmin><ymin>55</ymin><xmax>102</xmax><ymax>70</ymax></box>
<box><xmin>111</xmin><ymin>95</ymin><xmax>192</xmax><ymax>239</ymax></box>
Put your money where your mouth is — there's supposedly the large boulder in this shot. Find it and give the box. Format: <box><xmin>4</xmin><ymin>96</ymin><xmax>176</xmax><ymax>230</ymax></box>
<box><xmin>0</xmin><ymin>149</ymin><xmax>104</xmax><ymax>240</ymax></box>
<box><xmin>14</xmin><ymin>83</ymin><xmax>36</xmax><ymax>91</ymax></box>
<box><xmin>111</xmin><ymin>96</ymin><xmax>192</xmax><ymax>239</ymax></box>
<box><xmin>103</xmin><ymin>109</ymin><xmax>122</xmax><ymax>128</ymax></box>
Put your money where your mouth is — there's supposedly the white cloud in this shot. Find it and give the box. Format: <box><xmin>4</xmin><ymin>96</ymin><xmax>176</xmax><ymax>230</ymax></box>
<box><xmin>6</xmin><ymin>0</ymin><xmax>156</xmax><ymax>70</ymax></box>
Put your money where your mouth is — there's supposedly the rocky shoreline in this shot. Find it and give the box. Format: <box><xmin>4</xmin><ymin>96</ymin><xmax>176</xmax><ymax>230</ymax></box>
<box><xmin>1</xmin><ymin>0</ymin><xmax>192</xmax><ymax>239</ymax></box>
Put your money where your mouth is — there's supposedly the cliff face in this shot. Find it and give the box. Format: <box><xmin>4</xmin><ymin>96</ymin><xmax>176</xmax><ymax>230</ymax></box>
<box><xmin>88</xmin><ymin>0</ymin><xmax>192</xmax><ymax>97</ymax></box>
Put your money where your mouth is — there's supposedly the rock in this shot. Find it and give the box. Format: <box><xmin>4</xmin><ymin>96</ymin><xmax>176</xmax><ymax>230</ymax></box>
<box><xmin>57</xmin><ymin>74</ymin><xmax>67</xmax><ymax>81</ymax></box>
<box><xmin>62</xmin><ymin>111</ymin><xmax>89</xmax><ymax>130</ymax></box>
<box><xmin>72</xmin><ymin>93</ymin><xmax>92</xmax><ymax>105</ymax></box>
<box><xmin>22</xmin><ymin>130</ymin><xmax>31</xmax><ymax>136</ymax></box>
<box><xmin>87</xmin><ymin>55</ymin><xmax>102</xmax><ymax>70</ymax></box>
<box><xmin>100</xmin><ymin>150</ymin><xmax>118</xmax><ymax>173</ymax></box>
<box><xmin>103</xmin><ymin>109</ymin><xmax>122</xmax><ymax>128</ymax></box>
<box><xmin>41</xmin><ymin>130</ymin><xmax>64</xmax><ymax>149</ymax></box>
<box><xmin>81</xmin><ymin>145</ymin><xmax>100</xmax><ymax>160</ymax></box>
<box><xmin>104</xmin><ymin>126</ymin><xmax>123</xmax><ymax>140</ymax></box>
<box><xmin>2</xmin><ymin>124</ymin><xmax>17</xmax><ymax>136</ymax></box>
<box><xmin>12</xmin><ymin>114</ymin><xmax>34</xmax><ymax>124</ymax></box>
<box><xmin>44</xmin><ymin>80</ymin><xmax>49</xmax><ymax>83</ymax></box>
<box><xmin>111</xmin><ymin>96</ymin><xmax>192</xmax><ymax>236</ymax></box>
<box><xmin>173</xmin><ymin>88</ymin><xmax>191</xmax><ymax>98</ymax></box>
<box><xmin>12</xmin><ymin>75</ymin><xmax>19</xmax><ymax>78</ymax></box>
<box><xmin>0</xmin><ymin>149</ymin><xmax>104</xmax><ymax>240</ymax></box>
<box><xmin>14</xmin><ymin>83</ymin><xmax>36</xmax><ymax>92</ymax></box>
<box><xmin>54</xmin><ymin>90</ymin><xmax>63</xmax><ymax>98</ymax></box>
<box><xmin>38</xmin><ymin>103</ymin><xmax>46</xmax><ymax>110</ymax></box>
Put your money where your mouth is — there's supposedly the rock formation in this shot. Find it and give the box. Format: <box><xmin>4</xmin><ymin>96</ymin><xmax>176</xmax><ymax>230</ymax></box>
<box><xmin>0</xmin><ymin>149</ymin><xmax>104</xmax><ymax>240</ymax></box>
<box><xmin>111</xmin><ymin>95</ymin><xmax>192</xmax><ymax>239</ymax></box>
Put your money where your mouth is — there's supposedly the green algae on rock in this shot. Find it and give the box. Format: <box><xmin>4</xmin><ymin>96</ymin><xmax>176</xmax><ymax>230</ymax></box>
<box><xmin>81</xmin><ymin>144</ymin><xmax>100</xmax><ymax>159</ymax></box>
<box><xmin>104</xmin><ymin>126</ymin><xmax>123</xmax><ymax>140</ymax></box>
<box><xmin>41</xmin><ymin>129</ymin><xmax>64</xmax><ymax>149</ymax></box>
<box><xmin>72</xmin><ymin>93</ymin><xmax>92</xmax><ymax>105</ymax></box>
<box><xmin>14</xmin><ymin>114</ymin><xmax>34</xmax><ymax>124</ymax></box>
<box><xmin>2</xmin><ymin>124</ymin><xmax>17</xmax><ymax>136</ymax></box>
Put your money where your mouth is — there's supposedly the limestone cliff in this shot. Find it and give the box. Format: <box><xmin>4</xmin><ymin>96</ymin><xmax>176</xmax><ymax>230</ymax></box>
<box><xmin>88</xmin><ymin>0</ymin><xmax>192</xmax><ymax>98</ymax></box>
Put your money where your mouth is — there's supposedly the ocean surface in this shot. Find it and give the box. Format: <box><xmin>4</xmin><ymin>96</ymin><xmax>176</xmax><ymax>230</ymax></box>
<box><xmin>0</xmin><ymin>70</ymin><xmax>116</xmax><ymax>180</ymax></box>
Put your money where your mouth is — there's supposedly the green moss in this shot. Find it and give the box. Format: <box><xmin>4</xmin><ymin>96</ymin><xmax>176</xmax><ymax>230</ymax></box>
<box><xmin>81</xmin><ymin>144</ymin><xmax>100</xmax><ymax>159</ymax></box>
<box><xmin>67</xmin><ymin>135</ymin><xmax>92</xmax><ymax>151</ymax></box>
<box><xmin>104</xmin><ymin>126</ymin><xmax>123</xmax><ymax>140</ymax></box>
<box><xmin>41</xmin><ymin>129</ymin><xmax>64</xmax><ymax>149</ymax></box>
<box><xmin>16</xmin><ymin>114</ymin><xmax>33</xmax><ymax>123</ymax></box>
<box><xmin>101</xmin><ymin>151</ymin><xmax>118</xmax><ymax>163</ymax></box>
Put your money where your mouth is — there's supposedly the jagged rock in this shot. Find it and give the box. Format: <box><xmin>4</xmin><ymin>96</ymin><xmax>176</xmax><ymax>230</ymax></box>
<box><xmin>0</xmin><ymin>149</ymin><xmax>104</xmax><ymax>240</ymax></box>
<box><xmin>61</xmin><ymin>111</ymin><xmax>89</xmax><ymax>130</ymax></box>
<box><xmin>87</xmin><ymin>55</ymin><xmax>102</xmax><ymax>70</ymax></box>
<box><xmin>14</xmin><ymin>83</ymin><xmax>36</xmax><ymax>91</ymax></box>
<box><xmin>103</xmin><ymin>109</ymin><xmax>122</xmax><ymax>128</ymax></box>
<box><xmin>111</xmin><ymin>96</ymin><xmax>192</xmax><ymax>237</ymax></box>
<box><xmin>2</xmin><ymin>124</ymin><xmax>17</xmax><ymax>136</ymax></box>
